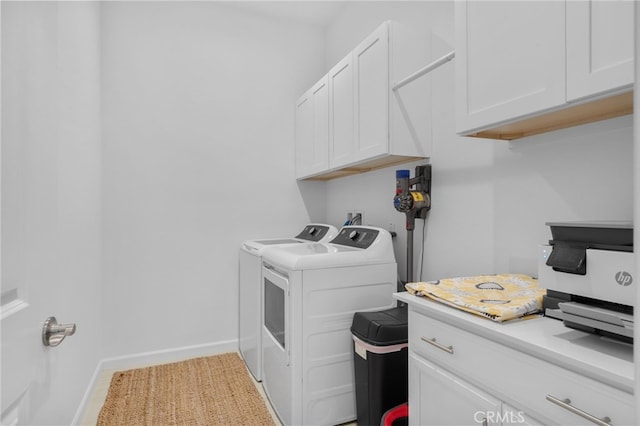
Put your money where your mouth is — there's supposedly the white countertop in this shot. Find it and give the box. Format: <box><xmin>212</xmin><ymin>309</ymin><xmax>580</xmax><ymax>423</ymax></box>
<box><xmin>394</xmin><ymin>291</ymin><xmax>634</xmax><ymax>394</ymax></box>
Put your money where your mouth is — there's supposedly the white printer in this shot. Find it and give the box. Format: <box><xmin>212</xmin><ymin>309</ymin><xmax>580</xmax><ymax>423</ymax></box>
<box><xmin>538</xmin><ymin>221</ymin><xmax>634</xmax><ymax>343</ymax></box>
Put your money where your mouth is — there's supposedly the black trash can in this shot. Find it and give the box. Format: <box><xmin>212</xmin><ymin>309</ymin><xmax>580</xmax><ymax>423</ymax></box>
<box><xmin>351</xmin><ymin>306</ymin><xmax>408</xmax><ymax>426</ymax></box>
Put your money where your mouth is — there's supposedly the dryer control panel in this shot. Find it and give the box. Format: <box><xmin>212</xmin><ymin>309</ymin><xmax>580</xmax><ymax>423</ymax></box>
<box><xmin>331</xmin><ymin>227</ymin><xmax>380</xmax><ymax>249</ymax></box>
<box><xmin>295</xmin><ymin>224</ymin><xmax>331</xmax><ymax>242</ymax></box>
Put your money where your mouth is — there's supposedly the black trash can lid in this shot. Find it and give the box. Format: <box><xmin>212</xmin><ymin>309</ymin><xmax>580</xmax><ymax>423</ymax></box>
<box><xmin>351</xmin><ymin>306</ymin><xmax>408</xmax><ymax>346</ymax></box>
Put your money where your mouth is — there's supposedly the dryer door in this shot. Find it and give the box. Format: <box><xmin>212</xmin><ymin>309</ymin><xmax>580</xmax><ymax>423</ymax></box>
<box><xmin>262</xmin><ymin>262</ymin><xmax>290</xmax><ymax>365</ymax></box>
<box><xmin>262</xmin><ymin>262</ymin><xmax>294</xmax><ymax>425</ymax></box>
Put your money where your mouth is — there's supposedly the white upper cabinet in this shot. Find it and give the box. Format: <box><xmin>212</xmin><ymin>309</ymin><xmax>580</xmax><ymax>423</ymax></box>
<box><xmin>295</xmin><ymin>76</ymin><xmax>329</xmax><ymax>179</ymax></box>
<box><xmin>456</xmin><ymin>0</ymin><xmax>634</xmax><ymax>140</ymax></box>
<box><xmin>455</xmin><ymin>1</ymin><xmax>566</xmax><ymax>136</ymax></box>
<box><xmin>566</xmin><ymin>0</ymin><xmax>634</xmax><ymax>101</ymax></box>
<box><xmin>353</xmin><ymin>22</ymin><xmax>389</xmax><ymax>163</ymax></box>
<box><xmin>296</xmin><ymin>21</ymin><xmax>431</xmax><ymax>180</ymax></box>
<box><xmin>328</xmin><ymin>54</ymin><xmax>355</xmax><ymax>169</ymax></box>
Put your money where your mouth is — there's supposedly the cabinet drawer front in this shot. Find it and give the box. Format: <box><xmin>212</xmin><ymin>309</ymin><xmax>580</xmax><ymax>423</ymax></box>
<box><xmin>408</xmin><ymin>310</ymin><xmax>635</xmax><ymax>425</ymax></box>
<box><xmin>409</xmin><ymin>309</ymin><xmax>469</xmax><ymax>366</ymax></box>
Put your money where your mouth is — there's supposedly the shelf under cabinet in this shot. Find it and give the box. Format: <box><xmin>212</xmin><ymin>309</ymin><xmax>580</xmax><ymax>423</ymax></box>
<box><xmin>299</xmin><ymin>154</ymin><xmax>425</xmax><ymax>181</ymax></box>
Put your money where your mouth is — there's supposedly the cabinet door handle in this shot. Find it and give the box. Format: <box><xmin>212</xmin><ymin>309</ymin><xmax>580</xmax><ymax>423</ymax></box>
<box><xmin>546</xmin><ymin>395</ymin><xmax>611</xmax><ymax>426</ymax></box>
<box><xmin>421</xmin><ymin>336</ymin><xmax>454</xmax><ymax>354</ymax></box>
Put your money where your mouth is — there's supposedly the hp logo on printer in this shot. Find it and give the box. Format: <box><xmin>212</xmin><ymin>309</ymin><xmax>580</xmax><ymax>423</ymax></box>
<box><xmin>615</xmin><ymin>271</ymin><xmax>633</xmax><ymax>287</ymax></box>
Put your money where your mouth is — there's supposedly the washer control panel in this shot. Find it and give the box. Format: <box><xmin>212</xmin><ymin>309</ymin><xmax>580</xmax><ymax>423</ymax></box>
<box><xmin>330</xmin><ymin>227</ymin><xmax>380</xmax><ymax>249</ymax></box>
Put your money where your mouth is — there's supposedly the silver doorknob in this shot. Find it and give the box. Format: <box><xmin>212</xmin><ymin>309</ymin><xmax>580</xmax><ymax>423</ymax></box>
<box><xmin>42</xmin><ymin>316</ymin><xmax>76</xmax><ymax>347</ymax></box>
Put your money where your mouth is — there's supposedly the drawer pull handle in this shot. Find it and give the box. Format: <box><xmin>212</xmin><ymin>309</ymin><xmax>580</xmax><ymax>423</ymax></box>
<box><xmin>421</xmin><ymin>337</ymin><xmax>454</xmax><ymax>354</ymax></box>
<box><xmin>546</xmin><ymin>395</ymin><xmax>611</xmax><ymax>426</ymax></box>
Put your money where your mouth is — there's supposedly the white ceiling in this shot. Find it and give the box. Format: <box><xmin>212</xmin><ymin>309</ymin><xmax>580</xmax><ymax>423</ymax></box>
<box><xmin>223</xmin><ymin>1</ymin><xmax>348</xmax><ymax>27</ymax></box>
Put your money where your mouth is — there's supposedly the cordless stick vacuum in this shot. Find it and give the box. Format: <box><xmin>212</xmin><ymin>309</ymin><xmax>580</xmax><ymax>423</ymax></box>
<box><xmin>393</xmin><ymin>165</ymin><xmax>432</xmax><ymax>286</ymax></box>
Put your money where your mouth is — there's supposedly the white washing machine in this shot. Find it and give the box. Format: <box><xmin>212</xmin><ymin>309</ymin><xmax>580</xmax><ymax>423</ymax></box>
<box><xmin>239</xmin><ymin>224</ymin><xmax>338</xmax><ymax>382</ymax></box>
<box><xmin>261</xmin><ymin>226</ymin><xmax>397</xmax><ymax>426</ymax></box>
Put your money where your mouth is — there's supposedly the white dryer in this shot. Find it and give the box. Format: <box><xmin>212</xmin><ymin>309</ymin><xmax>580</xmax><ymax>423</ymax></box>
<box><xmin>261</xmin><ymin>226</ymin><xmax>397</xmax><ymax>426</ymax></box>
<box><xmin>239</xmin><ymin>224</ymin><xmax>338</xmax><ymax>381</ymax></box>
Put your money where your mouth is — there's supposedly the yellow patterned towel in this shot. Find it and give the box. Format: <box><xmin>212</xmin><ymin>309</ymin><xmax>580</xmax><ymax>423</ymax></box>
<box><xmin>405</xmin><ymin>274</ymin><xmax>546</xmax><ymax>322</ymax></box>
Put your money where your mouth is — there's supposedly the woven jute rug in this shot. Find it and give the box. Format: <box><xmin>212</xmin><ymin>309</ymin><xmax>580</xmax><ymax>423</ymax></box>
<box><xmin>96</xmin><ymin>352</ymin><xmax>276</xmax><ymax>426</ymax></box>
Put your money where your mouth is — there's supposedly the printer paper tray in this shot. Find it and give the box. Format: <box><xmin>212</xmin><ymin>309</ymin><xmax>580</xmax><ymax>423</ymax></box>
<box><xmin>558</xmin><ymin>302</ymin><xmax>633</xmax><ymax>339</ymax></box>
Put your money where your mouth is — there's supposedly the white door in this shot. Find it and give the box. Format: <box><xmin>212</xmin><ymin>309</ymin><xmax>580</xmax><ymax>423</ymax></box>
<box><xmin>1</xmin><ymin>3</ymin><xmax>61</xmax><ymax>423</ymax></box>
<box><xmin>1</xmin><ymin>3</ymin><xmax>102</xmax><ymax>424</ymax></box>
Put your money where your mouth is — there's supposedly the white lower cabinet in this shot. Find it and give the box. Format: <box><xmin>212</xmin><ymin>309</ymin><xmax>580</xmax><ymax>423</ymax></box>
<box><xmin>406</xmin><ymin>307</ymin><xmax>635</xmax><ymax>426</ymax></box>
<box><xmin>409</xmin><ymin>353</ymin><xmax>544</xmax><ymax>426</ymax></box>
<box><xmin>409</xmin><ymin>353</ymin><xmax>503</xmax><ymax>426</ymax></box>
<box><xmin>502</xmin><ymin>404</ymin><xmax>542</xmax><ymax>426</ymax></box>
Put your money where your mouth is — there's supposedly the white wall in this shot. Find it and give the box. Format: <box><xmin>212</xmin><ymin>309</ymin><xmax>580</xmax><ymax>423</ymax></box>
<box><xmin>2</xmin><ymin>1</ymin><xmax>635</xmax><ymax>422</ymax></box>
<box><xmin>321</xmin><ymin>2</ymin><xmax>633</xmax><ymax>282</ymax></box>
<box><xmin>100</xmin><ymin>2</ymin><xmax>326</xmax><ymax>357</ymax></box>
<box><xmin>634</xmin><ymin>0</ymin><xmax>639</xmax><ymax>418</ymax></box>
<box><xmin>1</xmin><ymin>2</ymin><xmax>103</xmax><ymax>424</ymax></box>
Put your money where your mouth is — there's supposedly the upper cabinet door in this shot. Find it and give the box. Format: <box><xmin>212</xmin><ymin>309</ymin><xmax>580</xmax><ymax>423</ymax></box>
<box><xmin>310</xmin><ymin>77</ymin><xmax>330</xmax><ymax>174</ymax></box>
<box><xmin>455</xmin><ymin>1</ymin><xmax>566</xmax><ymax>134</ymax></box>
<box><xmin>566</xmin><ymin>0</ymin><xmax>634</xmax><ymax>102</ymax></box>
<box><xmin>295</xmin><ymin>76</ymin><xmax>329</xmax><ymax>179</ymax></box>
<box><xmin>295</xmin><ymin>90</ymin><xmax>313</xmax><ymax>178</ymax></box>
<box><xmin>354</xmin><ymin>22</ymin><xmax>389</xmax><ymax>161</ymax></box>
<box><xmin>329</xmin><ymin>54</ymin><xmax>355</xmax><ymax>169</ymax></box>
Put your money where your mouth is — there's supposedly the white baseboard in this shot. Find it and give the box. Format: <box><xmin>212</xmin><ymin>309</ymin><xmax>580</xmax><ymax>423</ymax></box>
<box><xmin>72</xmin><ymin>339</ymin><xmax>238</xmax><ymax>425</ymax></box>
<box><xmin>98</xmin><ymin>339</ymin><xmax>238</xmax><ymax>371</ymax></box>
